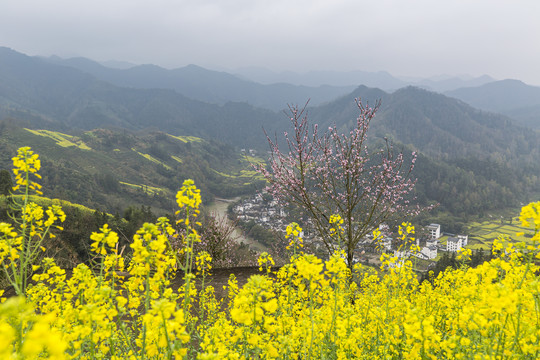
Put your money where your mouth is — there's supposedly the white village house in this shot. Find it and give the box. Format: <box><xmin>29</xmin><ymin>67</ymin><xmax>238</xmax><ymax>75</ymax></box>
<box><xmin>446</xmin><ymin>234</ymin><xmax>469</xmax><ymax>252</ymax></box>
<box><xmin>427</xmin><ymin>224</ymin><xmax>441</xmax><ymax>239</ymax></box>
<box><xmin>416</xmin><ymin>244</ymin><xmax>438</xmax><ymax>260</ymax></box>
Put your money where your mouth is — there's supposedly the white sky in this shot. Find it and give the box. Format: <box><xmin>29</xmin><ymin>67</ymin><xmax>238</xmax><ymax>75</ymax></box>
<box><xmin>2</xmin><ymin>0</ymin><xmax>540</xmax><ymax>85</ymax></box>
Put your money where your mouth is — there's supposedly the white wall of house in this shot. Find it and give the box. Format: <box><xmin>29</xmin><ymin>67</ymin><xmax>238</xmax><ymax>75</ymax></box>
<box><xmin>427</xmin><ymin>224</ymin><xmax>441</xmax><ymax>239</ymax></box>
<box><xmin>446</xmin><ymin>237</ymin><xmax>463</xmax><ymax>252</ymax></box>
<box><xmin>458</xmin><ymin>235</ymin><xmax>468</xmax><ymax>246</ymax></box>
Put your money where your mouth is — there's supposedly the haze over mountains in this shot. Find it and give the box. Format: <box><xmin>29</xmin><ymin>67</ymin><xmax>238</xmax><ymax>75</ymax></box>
<box><xmin>44</xmin><ymin>54</ymin><xmax>356</xmax><ymax>111</ymax></box>
<box><xmin>233</xmin><ymin>67</ymin><xmax>496</xmax><ymax>93</ymax></box>
<box><xmin>44</xmin><ymin>53</ymin><xmax>500</xmax><ymax>106</ymax></box>
<box><xmin>0</xmin><ymin>46</ymin><xmax>539</xmax><ymax>223</ymax></box>
<box><xmin>446</xmin><ymin>80</ymin><xmax>540</xmax><ymax>129</ymax></box>
<box><xmin>40</xmin><ymin>48</ymin><xmax>540</xmax><ymax>131</ymax></box>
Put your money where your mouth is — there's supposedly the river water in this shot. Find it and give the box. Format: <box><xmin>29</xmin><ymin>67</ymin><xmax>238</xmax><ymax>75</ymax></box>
<box><xmin>206</xmin><ymin>197</ymin><xmax>268</xmax><ymax>252</ymax></box>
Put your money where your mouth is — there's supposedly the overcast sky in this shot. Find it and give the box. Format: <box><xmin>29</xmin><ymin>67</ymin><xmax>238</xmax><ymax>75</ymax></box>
<box><xmin>2</xmin><ymin>0</ymin><xmax>540</xmax><ymax>85</ymax></box>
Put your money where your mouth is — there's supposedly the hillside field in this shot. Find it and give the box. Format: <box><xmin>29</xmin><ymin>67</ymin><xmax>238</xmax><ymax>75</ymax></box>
<box><xmin>437</xmin><ymin>215</ymin><xmax>536</xmax><ymax>251</ymax></box>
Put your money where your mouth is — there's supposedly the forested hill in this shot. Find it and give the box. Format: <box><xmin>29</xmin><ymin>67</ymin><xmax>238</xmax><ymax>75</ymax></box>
<box><xmin>445</xmin><ymin>79</ymin><xmax>540</xmax><ymax>129</ymax></box>
<box><xmin>309</xmin><ymin>85</ymin><xmax>540</xmax><ymax>167</ymax></box>
<box><xmin>2</xmin><ymin>47</ymin><xmax>538</xmax><ymax>166</ymax></box>
<box><xmin>0</xmin><ymin>123</ymin><xmax>264</xmax><ymax>214</ymax></box>
<box><xmin>307</xmin><ymin>86</ymin><xmax>540</xmax><ymax>224</ymax></box>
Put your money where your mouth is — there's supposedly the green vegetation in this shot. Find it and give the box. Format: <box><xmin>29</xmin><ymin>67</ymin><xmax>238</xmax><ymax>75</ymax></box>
<box><xmin>1</xmin><ymin>195</ymin><xmax>98</xmax><ymax>215</ymax></box>
<box><xmin>171</xmin><ymin>155</ymin><xmax>183</xmax><ymax>163</ymax></box>
<box><xmin>242</xmin><ymin>155</ymin><xmax>265</xmax><ymax>165</ymax></box>
<box><xmin>24</xmin><ymin>128</ymin><xmax>91</xmax><ymax>150</ymax></box>
<box><xmin>1</xmin><ymin>148</ymin><xmax>540</xmax><ymax>358</ymax></box>
<box><xmin>119</xmin><ymin>181</ymin><xmax>165</xmax><ymax>196</ymax></box>
<box><xmin>167</xmin><ymin>134</ymin><xmax>203</xmax><ymax>143</ymax></box>
<box><xmin>0</xmin><ymin>169</ymin><xmax>12</xmax><ymax>196</ymax></box>
<box><xmin>0</xmin><ymin>124</ymin><xmax>264</xmax><ymax>215</ymax></box>
<box><xmin>466</xmin><ymin>218</ymin><xmax>535</xmax><ymax>250</ymax></box>
<box><xmin>131</xmin><ymin>148</ymin><xmax>173</xmax><ymax>170</ymax></box>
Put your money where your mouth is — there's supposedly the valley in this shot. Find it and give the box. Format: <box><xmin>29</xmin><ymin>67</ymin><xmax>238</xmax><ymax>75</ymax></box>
<box><xmin>0</xmin><ymin>47</ymin><xmax>539</xmax><ymax>266</ymax></box>
<box><xmin>205</xmin><ymin>197</ymin><xmax>268</xmax><ymax>252</ymax></box>
<box><xmin>3</xmin><ymin>2</ymin><xmax>540</xmax><ymax>357</ymax></box>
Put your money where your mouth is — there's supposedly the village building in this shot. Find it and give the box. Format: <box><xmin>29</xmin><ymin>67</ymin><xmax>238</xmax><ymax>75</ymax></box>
<box><xmin>446</xmin><ymin>237</ymin><xmax>463</xmax><ymax>252</ymax></box>
<box><xmin>413</xmin><ymin>237</ymin><xmax>438</xmax><ymax>260</ymax></box>
<box><xmin>231</xmin><ymin>192</ymin><xmax>317</xmax><ymax>245</ymax></box>
<box><xmin>233</xmin><ymin>194</ymin><xmax>468</xmax><ymax>261</ymax></box>
<box><xmin>422</xmin><ymin>245</ymin><xmax>438</xmax><ymax>259</ymax></box>
<box><xmin>427</xmin><ymin>224</ymin><xmax>441</xmax><ymax>239</ymax></box>
<box><xmin>426</xmin><ymin>238</ymin><xmax>438</xmax><ymax>248</ymax></box>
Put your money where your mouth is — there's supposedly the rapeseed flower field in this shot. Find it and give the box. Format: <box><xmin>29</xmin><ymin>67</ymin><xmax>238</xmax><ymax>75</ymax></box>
<box><xmin>1</xmin><ymin>147</ymin><xmax>540</xmax><ymax>359</ymax></box>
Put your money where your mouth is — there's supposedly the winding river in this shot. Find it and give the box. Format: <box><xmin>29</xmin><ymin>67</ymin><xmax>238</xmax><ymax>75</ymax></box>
<box><xmin>206</xmin><ymin>197</ymin><xmax>268</xmax><ymax>252</ymax></box>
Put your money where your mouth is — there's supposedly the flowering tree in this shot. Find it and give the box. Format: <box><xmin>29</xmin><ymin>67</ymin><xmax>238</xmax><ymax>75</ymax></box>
<box><xmin>256</xmin><ymin>99</ymin><xmax>422</xmax><ymax>268</ymax></box>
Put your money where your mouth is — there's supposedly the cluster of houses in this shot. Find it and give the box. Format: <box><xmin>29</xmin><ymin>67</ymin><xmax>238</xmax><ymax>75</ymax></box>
<box><xmin>232</xmin><ymin>193</ymin><xmax>469</xmax><ymax>261</ymax></box>
<box><xmin>377</xmin><ymin>223</ymin><xmax>468</xmax><ymax>261</ymax></box>
<box><xmin>232</xmin><ymin>194</ymin><xmax>323</xmax><ymax>247</ymax></box>
<box><xmin>424</xmin><ymin>223</ymin><xmax>469</xmax><ymax>258</ymax></box>
<box><xmin>233</xmin><ymin>193</ymin><xmax>290</xmax><ymax>231</ymax></box>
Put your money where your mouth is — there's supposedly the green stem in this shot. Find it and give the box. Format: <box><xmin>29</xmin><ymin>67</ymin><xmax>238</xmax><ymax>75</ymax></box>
<box><xmin>161</xmin><ymin>311</ymin><xmax>173</xmax><ymax>359</ymax></box>
<box><xmin>183</xmin><ymin>208</ymin><xmax>192</xmax><ymax>317</ymax></box>
<box><xmin>140</xmin><ymin>271</ymin><xmax>151</xmax><ymax>359</ymax></box>
<box><xmin>118</xmin><ymin>322</ymin><xmax>138</xmax><ymax>356</ymax></box>
<box><xmin>330</xmin><ymin>282</ymin><xmax>338</xmax><ymax>341</ymax></box>
<box><xmin>309</xmin><ymin>275</ymin><xmax>314</xmax><ymax>359</ymax></box>
<box><xmin>18</xmin><ymin>156</ymin><xmax>30</xmax><ymax>295</ymax></box>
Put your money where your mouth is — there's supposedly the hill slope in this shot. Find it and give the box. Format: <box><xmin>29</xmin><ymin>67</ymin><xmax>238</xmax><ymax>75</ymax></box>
<box><xmin>1</xmin><ymin>47</ymin><xmax>539</xmax><ymax>220</ymax></box>
<box><xmin>309</xmin><ymin>86</ymin><xmax>540</xmax><ymax>165</ymax></box>
<box><xmin>445</xmin><ymin>79</ymin><xmax>540</xmax><ymax>129</ymax></box>
<box><xmin>0</xmin><ymin>123</ymin><xmax>263</xmax><ymax>214</ymax></box>
<box><xmin>305</xmin><ymin>86</ymin><xmax>540</xmax><ymax>222</ymax></box>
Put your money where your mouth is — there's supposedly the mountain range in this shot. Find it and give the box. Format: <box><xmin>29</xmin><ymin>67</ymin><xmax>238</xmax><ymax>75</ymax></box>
<box><xmin>0</xmin><ymin>46</ymin><xmax>539</xmax><ymax>223</ymax></box>
<box><xmin>0</xmin><ymin>47</ymin><xmax>287</xmax><ymax>150</ymax></box>
<box><xmin>42</xmin><ymin>48</ymin><xmax>540</xmax><ymax>131</ymax></box>
<box><xmin>446</xmin><ymin>79</ymin><xmax>540</xmax><ymax>129</ymax></box>
<box><xmin>43</xmin><ymin>54</ymin><xmax>356</xmax><ymax>111</ymax></box>
<box><xmin>233</xmin><ymin>67</ymin><xmax>495</xmax><ymax>92</ymax></box>
<box><xmin>308</xmin><ymin>85</ymin><xmax>539</xmax><ymax>163</ymax></box>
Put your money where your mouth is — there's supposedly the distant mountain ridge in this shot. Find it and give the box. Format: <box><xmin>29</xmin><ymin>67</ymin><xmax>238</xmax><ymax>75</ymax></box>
<box><xmin>446</xmin><ymin>79</ymin><xmax>540</xmax><ymax>111</ymax></box>
<box><xmin>0</xmin><ymin>46</ymin><xmax>286</xmax><ymax>149</ymax></box>
<box><xmin>414</xmin><ymin>74</ymin><xmax>495</xmax><ymax>93</ymax></box>
<box><xmin>1</xmin><ymin>47</ymin><xmax>538</xmax><ymax>163</ymax></box>
<box><xmin>233</xmin><ymin>67</ymin><xmax>407</xmax><ymax>89</ymax></box>
<box><xmin>43</xmin><ymin>54</ymin><xmax>355</xmax><ymax>111</ymax></box>
<box><xmin>44</xmin><ymin>52</ymin><xmax>498</xmax><ymax>103</ymax></box>
<box><xmin>55</xmin><ymin>53</ymin><xmax>537</xmax><ymax>130</ymax></box>
<box><xmin>445</xmin><ymin>79</ymin><xmax>540</xmax><ymax>129</ymax></box>
<box><xmin>233</xmin><ymin>67</ymin><xmax>495</xmax><ymax>92</ymax></box>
